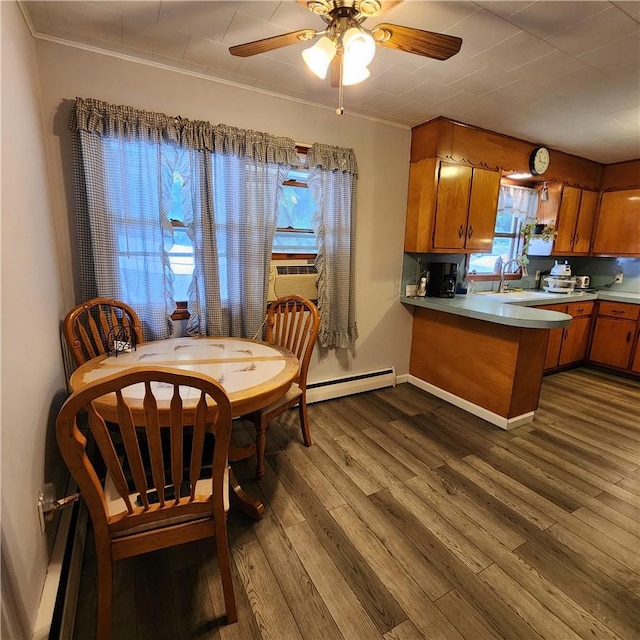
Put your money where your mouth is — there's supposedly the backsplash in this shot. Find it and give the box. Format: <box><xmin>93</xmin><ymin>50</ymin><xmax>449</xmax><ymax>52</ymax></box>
<box><xmin>402</xmin><ymin>253</ymin><xmax>640</xmax><ymax>295</ymax></box>
<box><xmin>526</xmin><ymin>256</ymin><xmax>639</xmax><ymax>293</ymax></box>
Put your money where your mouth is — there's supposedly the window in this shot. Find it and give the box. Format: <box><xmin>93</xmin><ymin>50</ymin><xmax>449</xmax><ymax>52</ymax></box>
<box><xmin>467</xmin><ymin>211</ymin><xmax>523</xmax><ymax>274</ymax></box>
<box><xmin>167</xmin><ymin>170</ymin><xmax>194</xmax><ymax>303</ymax></box>
<box><xmin>272</xmin><ymin>153</ymin><xmax>318</xmax><ymax>257</ymax></box>
<box><xmin>467</xmin><ymin>184</ymin><xmax>538</xmax><ymax>276</ymax></box>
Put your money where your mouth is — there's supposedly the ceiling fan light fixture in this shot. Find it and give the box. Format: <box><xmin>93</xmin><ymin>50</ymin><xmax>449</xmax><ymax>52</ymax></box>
<box><xmin>342</xmin><ymin>60</ymin><xmax>371</xmax><ymax>85</ymax></box>
<box><xmin>342</xmin><ymin>27</ymin><xmax>376</xmax><ymax>67</ymax></box>
<box><xmin>302</xmin><ymin>36</ymin><xmax>336</xmax><ymax>79</ymax></box>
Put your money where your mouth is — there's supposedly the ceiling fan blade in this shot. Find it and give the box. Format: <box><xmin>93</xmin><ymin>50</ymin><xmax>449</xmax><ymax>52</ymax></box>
<box><xmin>372</xmin><ymin>23</ymin><xmax>462</xmax><ymax>60</ymax></box>
<box><xmin>229</xmin><ymin>29</ymin><xmax>317</xmax><ymax>57</ymax></box>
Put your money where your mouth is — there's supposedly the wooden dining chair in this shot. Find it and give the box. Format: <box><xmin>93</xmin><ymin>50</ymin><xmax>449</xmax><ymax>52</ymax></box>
<box><xmin>63</xmin><ymin>297</ymin><xmax>144</xmax><ymax>366</ymax></box>
<box><xmin>56</xmin><ymin>366</ymin><xmax>238</xmax><ymax>639</ymax></box>
<box><xmin>248</xmin><ymin>294</ymin><xmax>319</xmax><ymax>479</ymax></box>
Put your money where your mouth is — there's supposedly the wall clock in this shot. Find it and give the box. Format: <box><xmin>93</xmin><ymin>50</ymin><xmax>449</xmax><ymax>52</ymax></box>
<box><xmin>529</xmin><ymin>146</ymin><xmax>550</xmax><ymax>176</ymax></box>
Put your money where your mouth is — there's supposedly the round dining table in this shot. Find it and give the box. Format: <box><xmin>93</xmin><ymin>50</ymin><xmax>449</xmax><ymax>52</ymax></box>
<box><xmin>69</xmin><ymin>336</ymin><xmax>300</xmax><ymax>519</ymax></box>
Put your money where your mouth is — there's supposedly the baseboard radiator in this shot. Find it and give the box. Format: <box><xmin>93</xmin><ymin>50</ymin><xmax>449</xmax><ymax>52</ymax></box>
<box><xmin>36</xmin><ymin>329</ymin><xmax>85</xmax><ymax>640</ymax></box>
<box><xmin>306</xmin><ymin>367</ymin><xmax>396</xmax><ymax>404</ymax></box>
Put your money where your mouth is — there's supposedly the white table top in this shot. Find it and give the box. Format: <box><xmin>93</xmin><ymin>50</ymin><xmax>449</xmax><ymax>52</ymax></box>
<box><xmin>70</xmin><ymin>336</ymin><xmax>299</xmax><ymax>420</ymax></box>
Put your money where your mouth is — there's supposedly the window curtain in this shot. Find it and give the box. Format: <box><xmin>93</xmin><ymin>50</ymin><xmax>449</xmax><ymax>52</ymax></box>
<box><xmin>185</xmin><ymin>125</ymin><xmax>294</xmax><ymax>338</ymax></box>
<box><xmin>69</xmin><ymin>98</ymin><xmax>298</xmax><ymax>339</ymax></box>
<box><xmin>497</xmin><ymin>184</ymin><xmax>539</xmax><ymax>222</ymax></box>
<box><xmin>307</xmin><ymin>143</ymin><xmax>358</xmax><ymax>348</ymax></box>
<box><xmin>70</xmin><ymin>99</ymin><xmax>185</xmax><ymax>339</ymax></box>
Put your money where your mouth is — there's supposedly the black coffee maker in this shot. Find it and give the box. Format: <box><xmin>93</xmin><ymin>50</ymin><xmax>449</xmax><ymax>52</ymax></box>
<box><xmin>427</xmin><ymin>262</ymin><xmax>457</xmax><ymax>298</ymax></box>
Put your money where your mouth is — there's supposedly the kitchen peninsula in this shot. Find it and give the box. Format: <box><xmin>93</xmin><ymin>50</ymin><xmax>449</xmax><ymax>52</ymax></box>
<box><xmin>402</xmin><ymin>293</ymin><xmax>572</xmax><ymax>429</ymax></box>
<box><xmin>402</xmin><ymin>289</ymin><xmax>640</xmax><ymax>429</ymax></box>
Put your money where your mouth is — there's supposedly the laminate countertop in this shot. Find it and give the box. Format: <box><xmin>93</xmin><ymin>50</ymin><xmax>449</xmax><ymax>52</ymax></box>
<box><xmin>401</xmin><ymin>289</ymin><xmax>640</xmax><ymax>329</ymax></box>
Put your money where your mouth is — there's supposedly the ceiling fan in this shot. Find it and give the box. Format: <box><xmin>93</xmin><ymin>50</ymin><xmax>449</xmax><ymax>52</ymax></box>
<box><xmin>229</xmin><ymin>0</ymin><xmax>463</xmax><ymax>114</ymax></box>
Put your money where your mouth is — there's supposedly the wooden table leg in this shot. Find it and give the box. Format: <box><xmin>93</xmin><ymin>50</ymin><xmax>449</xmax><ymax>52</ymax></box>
<box><xmin>228</xmin><ymin>467</ymin><xmax>265</xmax><ymax>520</ymax></box>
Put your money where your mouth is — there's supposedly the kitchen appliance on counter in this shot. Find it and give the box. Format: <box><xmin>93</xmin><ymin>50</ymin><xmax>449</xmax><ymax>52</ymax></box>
<box><xmin>544</xmin><ymin>261</ymin><xmax>576</xmax><ymax>293</ymax></box>
<box><xmin>543</xmin><ymin>276</ymin><xmax>577</xmax><ymax>293</ymax></box>
<box><xmin>550</xmin><ymin>260</ymin><xmax>571</xmax><ymax>276</ymax></box>
<box><xmin>427</xmin><ymin>262</ymin><xmax>457</xmax><ymax>298</ymax></box>
<box><xmin>574</xmin><ymin>275</ymin><xmax>591</xmax><ymax>290</ymax></box>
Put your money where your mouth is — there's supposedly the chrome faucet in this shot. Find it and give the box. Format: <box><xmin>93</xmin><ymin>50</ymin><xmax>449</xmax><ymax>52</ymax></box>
<box><xmin>499</xmin><ymin>258</ymin><xmax>524</xmax><ymax>293</ymax></box>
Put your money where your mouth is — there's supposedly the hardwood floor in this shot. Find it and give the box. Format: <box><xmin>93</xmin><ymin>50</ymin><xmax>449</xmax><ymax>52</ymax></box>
<box><xmin>72</xmin><ymin>367</ymin><xmax>640</xmax><ymax>640</ymax></box>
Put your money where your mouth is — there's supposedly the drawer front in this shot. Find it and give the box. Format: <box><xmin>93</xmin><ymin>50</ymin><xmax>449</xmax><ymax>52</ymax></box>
<box><xmin>537</xmin><ymin>303</ymin><xmax>568</xmax><ymax>313</ymax></box>
<box><xmin>597</xmin><ymin>301</ymin><xmax>640</xmax><ymax>321</ymax></box>
<box><xmin>566</xmin><ymin>301</ymin><xmax>594</xmax><ymax>318</ymax></box>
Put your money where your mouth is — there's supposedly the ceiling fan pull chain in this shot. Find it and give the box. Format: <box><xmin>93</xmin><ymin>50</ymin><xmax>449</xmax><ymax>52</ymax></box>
<box><xmin>337</xmin><ymin>55</ymin><xmax>344</xmax><ymax>115</ymax></box>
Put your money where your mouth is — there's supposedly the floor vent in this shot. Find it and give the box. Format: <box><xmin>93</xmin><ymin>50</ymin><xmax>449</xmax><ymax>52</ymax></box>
<box><xmin>306</xmin><ymin>367</ymin><xmax>395</xmax><ymax>404</ymax></box>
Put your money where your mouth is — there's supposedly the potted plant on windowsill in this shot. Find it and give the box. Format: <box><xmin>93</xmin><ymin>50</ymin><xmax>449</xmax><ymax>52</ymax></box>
<box><xmin>520</xmin><ymin>221</ymin><xmax>557</xmax><ymax>266</ymax></box>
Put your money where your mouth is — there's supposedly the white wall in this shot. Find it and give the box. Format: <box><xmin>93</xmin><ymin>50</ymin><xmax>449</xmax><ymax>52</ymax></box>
<box><xmin>1</xmin><ymin>3</ymin><xmax>69</xmax><ymax>636</ymax></box>
<box><xmin>34</xmin><ymin>40</ymin><xmax>415</xmax><ymax>385</ymax></box>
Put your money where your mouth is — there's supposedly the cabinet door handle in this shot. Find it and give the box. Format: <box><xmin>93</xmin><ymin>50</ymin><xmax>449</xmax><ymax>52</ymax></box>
<box><xmin>576</xmin><ymin>307</ymin><xmax>584</xmax><ymax>313</ymax></box>
<box><xmin>627</xmin><ymin>331</ymin><xmax>632</xmax><ymax>343</ymax></box>
<box><xmin>612</xmin><ymin>309</ymin><xmax>624</xmax><ymax>314</ymax></box>
<box><xmin>468</xmin><ymin>225</ymin><xmax>473</xmax><ymax>238</ymax></box>
<box><xmin>458</xmin><ymin>225</ymin><xmax>464</xmax><ymax>238</ymax></box>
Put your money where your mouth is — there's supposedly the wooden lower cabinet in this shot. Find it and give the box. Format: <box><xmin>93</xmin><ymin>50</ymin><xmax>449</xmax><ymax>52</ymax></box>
<box><xmin>559</xmin><ymin>315</ymin><xmax>592</xmax><ymax>366</ymax></box>
<box><xmin>539</xmin><ymin>301</ymin><xmax>594</xmax><ymax>371</ymax></box>
<box><xmin>543</xmin><ymin>322</ymin><xmax>563</xmax><ymax>370</ymax></box>
<box><xmin>588</xmin><ymin>301</ymin><xmax>640</xmax><ymax>372</ymax></box>
<box><xmin>632</xmin><ymin>332</ymin><xmax>640</xmax><ymax>374</ymax></box>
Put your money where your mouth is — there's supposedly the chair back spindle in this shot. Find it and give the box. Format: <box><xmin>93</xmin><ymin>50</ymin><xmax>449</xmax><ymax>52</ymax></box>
<box><xmin>267</xmin><ymin>295</ymin><xmax>319</xmax><ymax>391</ymax></box>
<box><xmin>63</xmin><ymin>297</ymin><xmax>144</xmax><ymax>366</ymax></box>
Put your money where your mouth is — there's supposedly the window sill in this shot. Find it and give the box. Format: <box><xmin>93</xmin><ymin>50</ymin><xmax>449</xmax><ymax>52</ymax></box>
<box><xmin>271</xmin><ymin>253</ymin><xmax>316</xmax><ymax>260</ymax></box>
<box><xmin>468</xmin><ymin>271</ymin><xmax>523</xmax><ymax>283</ymax></box>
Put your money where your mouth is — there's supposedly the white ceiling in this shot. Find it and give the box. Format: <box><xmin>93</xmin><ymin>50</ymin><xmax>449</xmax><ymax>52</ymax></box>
<box><xmin>20</xmin><ymin>0</ymin><xmax>640</xmax><ymax>164</ymax></box>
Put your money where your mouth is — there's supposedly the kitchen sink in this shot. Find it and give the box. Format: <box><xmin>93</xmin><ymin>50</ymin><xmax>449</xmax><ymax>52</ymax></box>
<box><xmin>473</xmin><ymin>290</ymin><xmax>566</xmax><ymax>302</ymax></box>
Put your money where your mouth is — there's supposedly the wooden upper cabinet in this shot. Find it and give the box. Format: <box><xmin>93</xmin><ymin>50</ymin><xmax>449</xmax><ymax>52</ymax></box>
<box><xmin>466</xmin><ymin>168</ymin><xmax>502</xmax><ymax>252</ymax></box>
<box><xmin>573</xmin><ymin>189</ymin><xmax>598</xmax><ymax>253</ymax></box>
<box><xmin>553</xmin><ymin>186</ymin><xmax>598</xmax><ymax>255</ymax></box>
<box><xmin>433</xmin><ymin>163</ymin><xmax>472</xmax><ymax>249</ymax></box>
<box><xmin>404</xmin><ymin>159</ymin><xmax>500</xmax><ymax>253</ymax></box>
<box><xmin>432</xmin><ymin>162</ymin><xmax>500</xmax><ymax>251</ymax></box>
<box><xmin>404</xmin><ymin>157</ymin><xmax>438</xmax><ymax>253</ymax></box>
<box><xmin>591</xmin><ymin>189</ymin><xmax>640</xmax><ymax>256</ymax></box>
<box><xmin>554</xmin><ymin>186</ymin><xmax>581</xmax><ymax>253</ymax></box>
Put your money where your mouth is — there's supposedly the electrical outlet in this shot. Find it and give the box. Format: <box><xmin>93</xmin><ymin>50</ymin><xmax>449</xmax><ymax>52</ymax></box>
<box><xmin>614</xmin><ymin>271</ymin><xmax>623</xmax><ymax>284</ymax></box>
<box><xmin>37</xmin><ymin>483</ymin><xmax>56</xmax><ymax>534</ymax></box>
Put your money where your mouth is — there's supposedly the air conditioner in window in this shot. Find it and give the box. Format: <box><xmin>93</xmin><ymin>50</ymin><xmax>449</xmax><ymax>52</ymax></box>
<box><xmin>268</xmin><ymin>262</ymin><xmax>318</xmax><ymax>302</ymax></box>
